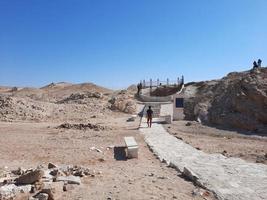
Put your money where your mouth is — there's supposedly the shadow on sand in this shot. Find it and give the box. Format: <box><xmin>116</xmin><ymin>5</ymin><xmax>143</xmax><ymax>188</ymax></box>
<box><xmin>114</xmin><ymin>146</ymin><xmax>127</xmax><ymax>161</ymax></box>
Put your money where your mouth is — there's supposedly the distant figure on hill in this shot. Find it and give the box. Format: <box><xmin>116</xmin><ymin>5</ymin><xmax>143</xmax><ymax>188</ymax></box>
<box><xmin>253</xmin><ymin>61</ymin><xmax>258</xmax><ymax>69</ymax></box>
<box><xmin>137</xmin><ymin>83</ymin><xmax>142</xmax><ymax>95</ymax></box>
<box><xmin>257</xmin><ymin>59</ymin><xmax>262</xmax><ymax>67</ymax></box>
<box><xmin>181</xmin><ymin>75</ymin><xmax>184</xmax><ymax>85</ymax></box>
<box><xmin>146</xmin><ymin>106</ymin><xmax>153</xmax><ymax>128</ymax></box>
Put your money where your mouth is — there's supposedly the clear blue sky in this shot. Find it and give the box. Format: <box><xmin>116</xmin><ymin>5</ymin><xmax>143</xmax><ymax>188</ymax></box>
<box><xmin>0</xmin><ymin>0</ymin><xmax>267</xmax><ymax>89</ymax></box>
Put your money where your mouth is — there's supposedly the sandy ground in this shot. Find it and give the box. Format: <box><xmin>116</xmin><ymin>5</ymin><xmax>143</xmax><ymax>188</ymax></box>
<box><xmin>164</xmin><ymin>120</ymin><xmax>267</xmax><ymax>165</ymax></box>
<box><xmin>0</xmin><ymin>115</ymin><xmax>213</xmax><ymax>200</ymax></box>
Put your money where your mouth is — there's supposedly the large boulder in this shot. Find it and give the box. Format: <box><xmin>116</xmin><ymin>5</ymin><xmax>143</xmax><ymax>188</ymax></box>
<box><xmin>16</xmin><ymin>170</ymin><xmax>44</xmax><ymax>185</ymax></box>
<box><xmin>109</xmin><ymin>91</ymin><xmax>137</xmax><ymax>114</ymax></box>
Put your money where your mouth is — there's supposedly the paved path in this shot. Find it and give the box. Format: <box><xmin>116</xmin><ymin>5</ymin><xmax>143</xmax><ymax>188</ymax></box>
<box><xmin>139</xmin><ymin>121</ymin><xmax>267</xmax><ymax>200</ymax></box>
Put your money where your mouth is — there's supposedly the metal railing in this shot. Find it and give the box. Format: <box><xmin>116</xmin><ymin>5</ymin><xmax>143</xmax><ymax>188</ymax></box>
<box><xmin>139</xmin><ymin>76</ymin><xmax>184</xmax><ymax>89</ymax></box>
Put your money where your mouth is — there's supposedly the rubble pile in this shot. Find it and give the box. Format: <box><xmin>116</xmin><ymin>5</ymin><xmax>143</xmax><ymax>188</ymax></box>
<box><xmin>57</xmin><ymin>92</ymin><xmax>103</xmax><ymax>104</ymax></box>
<box><xmin>57</xmin><ymin>122</ymin><xmax>111</xmax><ymax>131</ymax></box>
<box><xmin>0</xmin><ymin>163</ymin><xmax>99</xmax><ymax>200</ymax></box>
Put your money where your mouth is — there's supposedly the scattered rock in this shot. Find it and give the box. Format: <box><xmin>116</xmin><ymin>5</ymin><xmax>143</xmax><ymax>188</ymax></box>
<box><xmin>11</xmin><ymin>167</ymin><xmax>24</xmax><ymax>176</ymax></box>
<box><xmin>90</xmin><ymin>147</ymin><xmax>103</xmax><ymax>153</ymax></box>
<box><xmin>175</xmin><ymin>136</ymin><xmax>183</xmax><ymax>141</ymax></box>
<box><xmin>126</xmin><ymin>117</ymin><xmax>135</xmax><ymax>122</ymax></box>
<box><xmin>34</xmin><ymin>192</ymin><xmax>49</xmax><ymax>200</ymax></box>
<box><xmin>57</xmin><ymin>123</ymin><xmax>110</xmax><ymax>131</ymax></box>
<box><xmin>47</xmin><ymin>163</ymin><xmax>57</xmax><ymax>169</ymax></box>
<box><xmin>185</xmin><ymin>122</ymin><xmax>192</xmax><ymax>126</ymax></box>
<box><xmin>17</xmin><ymin>185</ymin><xmax>31</xmax><ymax>193</ymax></box>
<box><xmin>222</xmin><ymin>150</ymin><xmax>227</xmax><ymax>156</ymax></box>
<box><xmin>57</xmin><ymin>92</ymin><xmax>103</xmax><ymax>104</ymax></box>
<box><xmin>256</xmin><ymin>155</ymin><xmax>266</xmax><ymax>163</ymax></box>
<box><xmin>0</xmin><ymin>184</ymin><xmax>18</xmax><ymax>200</ymax></box>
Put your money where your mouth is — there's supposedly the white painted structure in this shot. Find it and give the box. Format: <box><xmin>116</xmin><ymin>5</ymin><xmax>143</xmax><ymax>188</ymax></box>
<box><xmin>173</xmin><ymin>86</ymin><xmax>185</xmax><ymax>120</ymax></box>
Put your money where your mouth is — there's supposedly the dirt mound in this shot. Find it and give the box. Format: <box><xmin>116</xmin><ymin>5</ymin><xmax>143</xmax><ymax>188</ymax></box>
<box><xmin>57</xmin><ymin>122</ymin><xmax>111</xmax><ymax>131</ymax></box>
<box><xmin>184</xmin><ymin>67</ymin><xmax>267</xmax><ymax>134</ymax></box>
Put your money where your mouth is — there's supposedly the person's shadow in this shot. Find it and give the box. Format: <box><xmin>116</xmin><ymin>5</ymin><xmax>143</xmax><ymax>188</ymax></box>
<box><xmin>114</xmin><ymin>146</ymin><xmax>127</xmax><ymax>161</ymax></box>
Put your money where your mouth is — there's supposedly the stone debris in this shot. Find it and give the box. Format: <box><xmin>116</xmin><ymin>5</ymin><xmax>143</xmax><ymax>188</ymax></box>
<box><xmin>57</xmin><ymin>122</ymin><xmax>110</xmax><ymax>131</ymax></box>
<box><xmin>47</xmin><ymin>163</ymin><xmax>57</xmax><ymax>169</ymax></box>
<box><xmin>0</xmin><ymin>163</ymin><xmax>99</xmax><ymax>200</ymax></box>
<box><xmin>90</xmin><ymin>147</ymin><xmax>103</xmax><ymax>153</ymax></box>
<box><xmin>126</xmin><ymin>117</ymin><xmax>135</xmax><ymax>122</ymax></box>
<box><xmin>34</xmin><ymin>192</ymin><xmax>49</xmax><ymax>200</ymax></box>
<box><xmin>0</xmin><ymin>184</ymin><xmax>18</xmax><ymax>200</ymax></box>
<box><xmin>57</xmin><ymin>92</ymin><xmax>103</xmax><ymax>104</ymax></box>
<box><xmin>56</xmin><ymin>176</ymin><xmax>81</xmax><ymax>185</ymax></box>
<box><xmin>16</xmin><ymin>170</ymin><xmax>44</xmax><ymax>185</ymax></box>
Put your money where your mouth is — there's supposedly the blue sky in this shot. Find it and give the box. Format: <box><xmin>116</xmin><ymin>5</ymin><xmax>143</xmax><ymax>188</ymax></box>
<box><xmin>0</xmin><ymin>0</ymin><xmax>267</xmax><ymax>89</ymax></box>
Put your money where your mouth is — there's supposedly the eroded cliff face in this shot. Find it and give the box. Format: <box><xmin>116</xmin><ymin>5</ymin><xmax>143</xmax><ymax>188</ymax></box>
<box><xmin>184</xmin><ymin>67</ymin><xmax>267</xmax><ymax>134</ymax></box>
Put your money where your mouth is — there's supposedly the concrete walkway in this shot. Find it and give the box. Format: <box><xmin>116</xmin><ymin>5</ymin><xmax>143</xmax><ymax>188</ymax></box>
<box><xmin>139</xmin><ymin>121</ymin><xmax>267</xmax><ymax>200</ymax></box>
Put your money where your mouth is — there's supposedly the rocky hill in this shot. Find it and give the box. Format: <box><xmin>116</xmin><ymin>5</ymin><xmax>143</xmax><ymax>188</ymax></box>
<box><xmin>0</xmin><ymin>82</ymin><xmax>137</xmax><ymax>122</ymax></box>
<box><xmin>184</xmin><ymin>67</ymin><xmax>267</xmax><ymax>134</ymax></box>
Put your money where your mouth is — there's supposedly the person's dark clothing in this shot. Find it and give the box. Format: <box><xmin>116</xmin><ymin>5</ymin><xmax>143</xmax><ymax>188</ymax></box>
<box><xmin>258</xmin><ymin>59</ymin><xmax>262</xmax><ymax>67</ymax></box>
<box><xmin>147</xmin><ymin>108</ymin><xmax>153</xmax><ymax>118</ymax></box>
<box><xmin>137</xmin><ymin>83</ymin><xmax>141</xmax><ymax>94</ymax></box>
<box><xmin>253</xmin><ymin>61</ymin><xmax>258</xmax><ymax>69</ymax></box>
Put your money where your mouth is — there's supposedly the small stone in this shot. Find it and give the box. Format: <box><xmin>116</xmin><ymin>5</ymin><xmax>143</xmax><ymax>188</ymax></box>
<box><xmin>185</xmin><ymin>122</ymin><xmax>192</xmax><ymax>126</ymax></box>
<box><xmin>98</xmin><ymin>158</ymin><xmax>105</xmax><ymax>162</ymax></box>
<box><xmin>11</xmin><ymin>167</ymin><xmax>24</xmax><ymax>175</ymax></box>
<box><xmin>30</xmin><ymin>186</ymin><xmax>36</xmax><ymax>193</ymax></box>
<box><xmin>256</xmin><ymin>155</ymin><xmax>265</xmax><ymax>163</ymax></box>
<box><xmin>35</xmin><ymin>193</ymin><xmax>49</xmax><ymax>200</ymax></box>
<box><xmin>48</xmin><ymin>163</ymin><xmax>57</xmax><ymax>169</ymax></box>
<box><xmin>148</xmin><ymin>173</ymin><xmax>154</xmax><ymax>177</ymax></box>
<box><xmin>63</xmin><ymin>185</ymin><xmax>67</xmax><ymax>192</ymax></box>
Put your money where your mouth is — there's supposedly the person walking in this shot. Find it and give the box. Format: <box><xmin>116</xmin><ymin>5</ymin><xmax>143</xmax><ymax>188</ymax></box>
<box><xmin>146</xmin><ymin>106</ymin><xmax>153</xmax><ymax>128</ymax></box>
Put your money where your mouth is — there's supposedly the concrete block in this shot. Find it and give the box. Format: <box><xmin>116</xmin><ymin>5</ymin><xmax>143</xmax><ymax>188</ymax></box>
<box><xmin>124</xmin><ymin>136</ymin><xmax>138</xmax><ymax>159</ymax></box>
<box><xmin>127</xmin><ymin>146</ymin><xmax>138</xmax><ymax>158</ymax></box>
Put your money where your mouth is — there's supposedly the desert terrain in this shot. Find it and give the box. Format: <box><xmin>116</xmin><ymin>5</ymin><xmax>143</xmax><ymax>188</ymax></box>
<box><xmin>0</xmin><ymin>82</ymin><xmax>214</xmax><ymax>200</ymax></box>
<box><xmin>0</xmin><ymin>67</ymin><xmax>267</xmax><ymax>200</ymax></box>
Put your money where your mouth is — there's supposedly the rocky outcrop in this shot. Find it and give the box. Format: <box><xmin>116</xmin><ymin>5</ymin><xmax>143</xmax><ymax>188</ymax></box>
<box><xmin>109</xmin><ymin>90</ymin><xmax>137</xmax><ymax>114</ymax></box>
<box><xmin>184</xmin><ymin>67</ymin><xmax>267</xmax><ymax>134</ymax></box>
